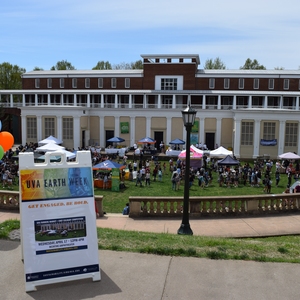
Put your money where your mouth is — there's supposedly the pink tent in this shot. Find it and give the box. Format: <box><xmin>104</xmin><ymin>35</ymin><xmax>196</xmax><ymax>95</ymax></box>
<box><xmin>178</xmin><ymin>145</ymin><xmax>203</xmax><ymax>159</ymax></box>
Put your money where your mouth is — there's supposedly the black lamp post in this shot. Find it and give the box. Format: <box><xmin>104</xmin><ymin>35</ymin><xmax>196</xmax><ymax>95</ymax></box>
<box><xmin>177</xmin><ymin>104</ymin><xmax>197</xmax><ymax>235</ymax></box>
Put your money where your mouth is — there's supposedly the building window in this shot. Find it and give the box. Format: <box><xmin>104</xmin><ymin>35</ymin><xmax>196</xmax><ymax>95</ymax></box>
<box><xmin>254</xmin><ymin>78</ymin><xmax>259</xmax><ymax>89</ymax></box>
<box><xmin>44</xmin><ymin>117</ymin><xmax>55</xmax><ymax>137</ymax></box>
<box><xmin>161</xmin><ymin>78</ymin><xmax>177</xmax><ymax>90</ymax></box>
<box><xmin>283</xmin><ymin>79</ymin><xmax>289</xmax><ymax>90</ymax></box>
<box><xmin>241</xmin><ymin>121</ymin><xmax>253</xmax><ymax>145</ymax></box>
<box><xmin>238</xmin><ymin>78</ymin><xmax>244</xmax><ymax>89</ymax></box>
<box><xmin>224</xmin><ymin>78</ymin><xmax>230</xmax><ymax>89</ymax></box>
<box><xmin>85</xmin><ymin>78</ymin><xmax>90</xmax><ymax>88</ymax></box>
<box><xmin>98</xmin><ymin>78</ymin><xmax>103</xmax><ymax>88</ymax></box>
<box><xmin>47</xmin><ymin>78</ymin><xmax>52</xmax><ymax>88</ymax></box>
<box><xmin>63</xmin><ymin>118</ymin><xmax>73</xmax><ymax>140</ymax></box>
<box><xmin>162</xmin><ymin>96</ymin><xmax>172</xmax><ymax>109</ymax></box>
<box><xmin>111</xmin><ymin>78</ymin><xmax>117</xmax><ymax>88</ymax></box>
<box><xmin>268</xmin><ymin>79</ymin><xmax>274</xmax><ymax>89</ymax></box>
<box><xmin>209</xmin><ymin>78</ymin><xmax>215</xmax><ymax>89</ymax></box>
<box><xmin>263</xmin><ymin>122</ymin><xmax>275</xmax><ymax>140</ymax></box>
<box><xmin>35</xmin><ymin>79</ymin><xmax>40</xmax><ymax>88</ymax></box>
<box><xmin>27</xmin><ymin>117</ymin><xmax>37</xmax><ymax>139</ymax></box>
<box><xmin>285</xmin><ymin>123</ymin><xmax>298</xmax><ymax>147</ymax></box>
<box><xmin>60</xmin><ymin>78</ymin><xmax>64</xmax><ymax>88</ymax></box>
<box><xmin>125</xmin><ymin>78</ymin><xmax>130</xmax><ymax>88</ymax></box>
<box><xmin>72</xmin><ymin>78</ymin><xmax>77</xmax><ymax>88</ymax></box>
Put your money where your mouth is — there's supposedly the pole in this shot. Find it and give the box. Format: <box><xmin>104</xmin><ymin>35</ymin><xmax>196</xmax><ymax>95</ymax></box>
<box><xmin>177</xmin><ymin>124</ymin><xmax>193</xmax><ymax>235</ymax></box>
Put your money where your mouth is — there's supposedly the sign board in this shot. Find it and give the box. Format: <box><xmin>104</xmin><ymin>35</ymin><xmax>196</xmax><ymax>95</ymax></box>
<box><xmin>19</xmin><ymin>151</ymin><xmax>101</xmax><ymax>292</ymax></box>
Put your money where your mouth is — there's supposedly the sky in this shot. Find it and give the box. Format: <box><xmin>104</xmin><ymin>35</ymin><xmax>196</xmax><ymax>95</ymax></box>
<box><xmin>1</xmin><ymin>0</ymin><xmax>300</xmax><ymax>71</ymax></box>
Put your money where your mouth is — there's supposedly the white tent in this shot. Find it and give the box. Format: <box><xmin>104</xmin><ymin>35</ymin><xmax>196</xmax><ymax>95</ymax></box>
<box><xmin>53</xmin><ymin>149</ymin><xmax>76</xmax><ymax>159</ymax></box>
<box><xmin>36</xmin><ymin>143</ymin><xmax>65</xmax><ymax>152</ymax></box>
<box><xmin>278</xmin><ymin>152</ymin><xmax>300</xmax><ymax>160</ymax></box>
<box><xmin>210</xmin><ymin>146</ymin><xmax>233</xmax><ymax>158</ymax></box>
<box><xmin>38</xmin><ymin>135</ymin><xmax>63</xmax><ymax>145</ymax></box>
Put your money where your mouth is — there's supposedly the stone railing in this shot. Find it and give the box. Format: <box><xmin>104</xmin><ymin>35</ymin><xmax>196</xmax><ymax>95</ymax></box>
<box><xmin>129</xmin><ymin>193</ymin><xmax>300</xmax><ymax>218</ymax></box>
<box><xmin>0</xmin><ymin>191</ymin><xmax>104</xmax><ymax>218</ymax></box>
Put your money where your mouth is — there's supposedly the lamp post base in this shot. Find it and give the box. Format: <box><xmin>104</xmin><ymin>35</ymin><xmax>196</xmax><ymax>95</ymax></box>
<box><xmin>177</xmin><ymin>223</ymin><xmax>193</xmax><ymax>235</ymax></box>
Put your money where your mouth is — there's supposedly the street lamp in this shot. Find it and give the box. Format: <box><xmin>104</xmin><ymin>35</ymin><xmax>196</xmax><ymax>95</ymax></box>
<box><xmin>178</xmin><ymin>104</ymin><xmax>197</xmax><ymax>235</ymax></box>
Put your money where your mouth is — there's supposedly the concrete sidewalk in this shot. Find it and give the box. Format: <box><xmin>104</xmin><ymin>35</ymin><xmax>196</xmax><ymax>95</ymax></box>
<box><xmin>1</xmin><ymin>211</ymin><xmax>300</xmax><ymax>299</ymax></box>
<box><xmin>1</xmin><ymin>210</ymin><xmax>300</xmax><ymax>237</ymax></box>
<box><xmin>1</xmin><ymin>239</ymin><xmax>300</xmax><ymax>300</ymax></box>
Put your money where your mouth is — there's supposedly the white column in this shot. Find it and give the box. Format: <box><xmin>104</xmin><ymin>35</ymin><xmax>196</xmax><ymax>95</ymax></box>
<box><xmin>47</xmin><ymin>94</ymin><xmax>51</xmax><ymax>105</ymax></box>
<box><xmin>35</xmin><ymin>94</ymin><xmax>38</xmax><ymax>106</ymax></box>
<box><xmin>129</xmin><ymin>94</ymin><xmax>132</xmax><ymax>109</ymax></box>
<box><xmin>114</xmin><ymin>94</ymin><xmax>118</xmax><ymax>108</ymax></box>
<box><xmin>87</xmin><ymin>94</ymin><xmax>90</xmax><ymax>108</ymax></box>
<box><xmin>253</xmin><ymin>120</ymin><xmax>260</xmax><ymax>158</ymax></box>
<box><xmin>146</xmin><ymin>117</ymin><xmax>151</xmax><ymax>137</ymax></box>
<box><xmin>217</xmin><ymin>95</ymin><xmax>221</xmax><ymax>109</ymax></box>
<box><xmin>199</xmin><ymin>118</ymin><xmax>205</xmax><ymax>146</ymax></box>
<box><xmin>130</xmin><ymin>117</ymin><xmax>135</xmax><ymax>146</ymax></box>
<box><xmin>296</xmin><ymin>96</ymin><xmax>299</xmax><ymax>110</ymax></box>
<box><xmin>166</xmin><ymin>117</ymin><xmax>172</xmax><ymax>145</ymax></box>
<box><xmin>37</xmin><ymin>116</ymin><xmax>42</xmax><ymax>141</ymax></box>
<box><xmin>21</xmin><ymin>115</ymin><xmax>27</xmax><ymax>145</ymax></box>
<box><xmin>73</xmin><ymin>116</ymin><xmax>80</xmax><ymax>149</ymax></box>
<box><xmin>187</xmin><ymin>94</ymin><xmax>191</xmax><ymax>106</ymax></box>
<box><xmin>22</xmin><ymin>94</ymin><xmax>25</xmax><ymax>106</ymax></box>
<box><xmin>233</xmin><ymin>119</ymin><xmax>241</xmax><ymax>158</ymax></box>
<box><xmin>60</xmin><ymin>94</ymin><xmax>64</xmax><ymax>105</ymax></box>
<box><xmin>115</xmin><ymin>116</ymin><xmax>120</xmax><ymax>136</ymax></box>
<box><xmin>73</xmin><ymin>94</ymin><xmax>77</xmax><ymax>106</ymax></box>
<box><xmin>143</xmin><ymin>94</ymin><xmax>147</xmax><ymax>108</ymax></box>
<box><xmin>157</xmin><ymin>94</ymin><xmax>161</xmax><ymax>109</ymax></box>
<box><xmin>172</xmin><ymin>94</ymin><xmax>176</xmax><ymax>109</ymax></box>
<box><xmin>202</xmin><ymin>95</ymin><xmax>206</xmax><ymax>110</ymax></box>
<box><xmin>216</xmin><ymin>118</ymin><xmax>221</xmax><ymax>147</ymax></box>
<box><xmin>100</xmin><ymin>94</ymin><xmax>104</xmax><ymax>108</ymax></box>
<box><xmin>57</xmin><ymin>116</ymin><xmax>62</xmax><ymax>142</ymax></box>
<box><xmin>279</xmin><ymin>95</ymin><xmax>283</xmax><ymax>109</ymax></box>
<box><xmin>264</xmin><ymin>96</ymin><xmax>268</xmax><ymax>108</ymax></box>
<box><xmin>10</xmin><ymin>94</ymin><xmax>13</xmax><ymax>107</ymax></box>
<box><xmin>232</xmin><ymin>95</ymin><xmax>236</xmax><ymax>110</ymax></box>
<box><xmin>278</xmin><ymin>120</ymin><xmax>285</xmax><ymax>155</ymax></box>
<box><xmin>248</xmin><ymin>95</ymin><xmax>252</xmax><ymax>108</ymax></box>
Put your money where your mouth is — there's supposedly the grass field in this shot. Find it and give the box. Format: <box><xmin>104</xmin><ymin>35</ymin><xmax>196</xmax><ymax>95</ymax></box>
<box><xmin>94</xmin><ymin>160</ymin><xmax>290</xmax><ymax>213</ymax></box>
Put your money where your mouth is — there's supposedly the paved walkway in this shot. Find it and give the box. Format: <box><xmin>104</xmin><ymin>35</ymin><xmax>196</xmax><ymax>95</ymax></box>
<box><xmin>2</xmin><ymin>210</ymin><xmax>300</xmax><ymax>238</ymax></box>
<box><xmin>1</xmin><ymin>211</ymin><xmax>300</xmax><ymax>299</ymax></box>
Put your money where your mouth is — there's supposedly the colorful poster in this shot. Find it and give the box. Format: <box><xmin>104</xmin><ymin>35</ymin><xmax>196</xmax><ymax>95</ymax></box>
<box><xmin>19</xmin><ymin>151</ymin><xmax>101</xmax><ymax>292</ymax></box>
<box><xmin>190</xmin><ymin>133</ymin><xmax>199</xmax><ymax>145</ymax></box>
<box><xmin>120</xmin><ymin>121</ymin><xmax>129</xmax><ymax>134</ymax></box>
<box><xmin>191</xmin><ymin>120</ymin><xmax>199</xmax><ymax>133</ymax></box>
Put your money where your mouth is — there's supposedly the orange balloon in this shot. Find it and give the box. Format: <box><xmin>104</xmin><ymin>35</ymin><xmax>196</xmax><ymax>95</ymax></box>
<box><xmin>0</xmin><ymin>131</ymin><xmax>14</xmax><ymax>152</ymax></box>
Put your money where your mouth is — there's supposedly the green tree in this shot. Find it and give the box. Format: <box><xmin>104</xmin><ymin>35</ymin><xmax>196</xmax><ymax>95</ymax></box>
<box><xmin>130</xmin><ymin>60</ymin><xmax>143</xmax><ymax>69</ymax></box>
<box><xmin>33</xmin><ymin>67</ymin><xmax>44</xmax><ymax>71</ymax></box>
<box><xmin>204</xmin><ymin>57</ymin><xmax>226</xmax><ymax>69</ymax></box>
<box><xmin>0</xmin><ymin>62</ymin><xmax>25</xmax><ymax>89</ymax></box>
<box><xmin>92</xmin><ymin>61</ymin><xmax>112</xmax><ymax>70</ymax></box>
<box><xmin>113</xmin><ymin>60</ymin><xmax>143</xmax><ymax>70</ymax></box>
<box><xmin>51</xmin><ymin>60</ymin><xmax>76</xmax><ymax>70</ymax></box>
<box><xmin>240</xmin><ymin>58</ymin><xmax>266</xmax><ymax>70</ymax></box>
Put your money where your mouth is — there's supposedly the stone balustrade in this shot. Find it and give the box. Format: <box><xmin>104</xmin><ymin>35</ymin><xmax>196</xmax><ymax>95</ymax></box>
<box><xmin>129</xmin><ymin>193</ymin><xmax>300</xmax><ymax>217</ymax></box>
<box><xmin>0</xmin><ymin>191</ymin><xmax>104</xmax><ymax>218</ymax></box>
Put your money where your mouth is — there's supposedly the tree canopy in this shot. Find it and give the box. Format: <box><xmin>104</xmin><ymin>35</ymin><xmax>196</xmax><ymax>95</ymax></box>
<box><xmin>240</xmin><ymin>58</ymin><xmax>266</xmax><ymax>70</ymax></box>
<box><xmin>204</xmin><ymin>57</ymin><xmax>226</xmax><ymax>69</ymax></box>
<box><xmin>0</xmin><ymin>62</ymin><xmax>25</xmax><ymax>90</ymax></box>
<box><xmin>51</xmin><ymin>60</ymin><xmax>76</xmax><ymax>70</ymax></box>
<box><xmin>92</xmin><ymin>61</ymin><xmax>112</xmax><ymax>70</ymax></box>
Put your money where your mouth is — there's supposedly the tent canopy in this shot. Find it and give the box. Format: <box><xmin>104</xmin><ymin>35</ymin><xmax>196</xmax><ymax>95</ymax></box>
<box><xmin>93</xmin><ymin>160</ymin><xmax>126</xmax><ymax>170</ymax></box>
<box><xmin>53</xmin><ymin>149</ymin><xmax>76</xmax><ymax>159</ymax></box>
<box><xmin>178</xmin><ymin>145</ymin><xmax>203</xmax><ymax>159</ymax></box>
<box><xmin>36</xmin><ymin>143</ymin><xmax>65</xmax><ymax>152</ymax></box>
<box><xmin>137</xmin><ymin>137</ymin><xmax>156</xmax><ymax>144</ymax></box>
<box><xmin>218</xmin><ymin>155</ymin><xmax>240</xmax><ymax>166</ymax></box>
<box><xmin>278</xmin><ymin>152</ymin><xmax>300</xmax><ymax>160</ymax></box>
<box><xmin>210</xmin><ymin>146</ymin><xmax>233</xmax><ymax>158</ymax></box>
<box><xmin>169</xmin><ymin>138</ymin><xmax>185</xmax><ymax>145</ymax></box>
<box><xmin>38</xmin><ymin>135</ymin><xmax>63</xmax><ymax>145</ymax></box>
<box><xmin>107</xmin><ymin>137</ymin><xmax>125</xmax><ymax>143</ymax></box>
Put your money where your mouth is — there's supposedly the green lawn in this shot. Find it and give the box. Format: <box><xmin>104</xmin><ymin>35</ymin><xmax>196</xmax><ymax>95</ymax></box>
<box><xmin>94</xmin><ymin>160</ymin><xmax>289</xmax><ymax>213</ymax></box>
